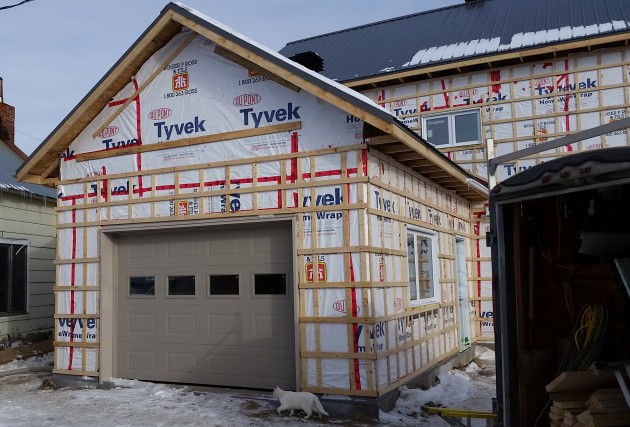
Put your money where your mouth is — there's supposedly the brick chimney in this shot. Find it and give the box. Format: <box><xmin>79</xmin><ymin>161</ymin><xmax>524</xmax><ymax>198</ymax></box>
<box><xmin>0</xmin><ymin>78</ymin><xmax>26</xmax><ymax>159</ymax></box>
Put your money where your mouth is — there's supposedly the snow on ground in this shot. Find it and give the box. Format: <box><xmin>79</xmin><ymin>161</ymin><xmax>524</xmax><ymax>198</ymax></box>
<box><xmin>0</xmin><ymin>346</ymin><xmax>495</xmax><ymax>427</ymax></box>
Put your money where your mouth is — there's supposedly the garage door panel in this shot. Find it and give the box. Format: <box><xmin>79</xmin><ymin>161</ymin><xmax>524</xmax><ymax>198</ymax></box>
<box><xmin>117</xmin><ymin>222</ymin><xmax>294</xmax><ymax>389</ymax></box>
<box><xmin>127</xmin><ymin>314</ymin><xmax>156</xmax><ymax>334</ymax></box>
<box><xmin>167</xmin><ymin>314</ymin><xmax>197</xmax><ymax>334</ymax></box>
<box><xmin>208</xmin><ymin>237</ymin><xmax>238</xmax><ymax>255</ymax></box>
<box><xmin>167</xmin><ymin>352</ymin><xmax>197</xmax><ymax>374</ymax></box>
<box><xmin>128</xmin><ymin>351</ymin><xmax>156</xmax><ymax>372</ymax></box>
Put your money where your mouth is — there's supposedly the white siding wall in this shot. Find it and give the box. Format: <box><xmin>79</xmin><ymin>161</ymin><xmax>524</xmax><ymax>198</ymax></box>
<box><xmin>0</xmin><ymin>192</ymin><xmax>56</xmax><ymax>345</ymax></box>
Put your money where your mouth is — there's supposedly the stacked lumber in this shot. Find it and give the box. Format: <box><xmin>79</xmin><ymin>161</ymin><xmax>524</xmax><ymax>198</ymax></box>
<box><xmin>576</xmin><ymin>388</ymin><xmax>630</xmax><ymax>426</ymax></box>
<box><xmin>548</xmin><ymin>391</ymin><xmax>589</xmax><ymax>426</ymax></box>
<box><xmin>545</xmin><ymin>372</ymin><xmax>627</xmax><ymax>427</ymax></box>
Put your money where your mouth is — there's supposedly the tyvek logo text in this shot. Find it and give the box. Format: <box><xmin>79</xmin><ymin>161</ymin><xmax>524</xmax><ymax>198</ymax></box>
<box><xmin>240</xmin><ymin>102</ymin><xmax>301</xmax><ymax>128</ymax></box>
<box><xmin>154</xmin><ymin>116</ymin><xmax>207</xmax><ymax>141</ymax></box>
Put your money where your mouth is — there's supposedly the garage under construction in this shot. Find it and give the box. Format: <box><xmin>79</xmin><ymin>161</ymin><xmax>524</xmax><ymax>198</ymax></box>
<box><xmin>16</xmin><ymin>2</ymin><xmax>488</xmax><ymax>414</ymax></box>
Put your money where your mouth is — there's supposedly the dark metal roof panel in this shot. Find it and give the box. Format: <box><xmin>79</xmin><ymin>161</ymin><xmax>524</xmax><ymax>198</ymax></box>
<box><xmin>490</xmin><ymin>146</ymin><xmax>630</xmax><ymax>202</ymax></box>
<box><xmin>279</xmin><ymin>0</ymin><xmax>630</xmax><ymax>83</ymax></box>
<box><xmin>0</xmin><ymin>143</ymin><xmax>55</xmax><ymax>199</ymax></box>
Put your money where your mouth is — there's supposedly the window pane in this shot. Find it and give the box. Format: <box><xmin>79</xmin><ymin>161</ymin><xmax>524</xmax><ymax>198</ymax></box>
<box><xmin>407</xmin><ymin>234</ymin><xmax>418</xmax><ymax>301</ymax></box>
<box><xmin>418</xmin><ymin>237</ymin><xmax>435</xmax><ymax>300</ymax></box>
<box><xmin>210</xmin><ymin>275</ymin><xmax>239</xmax><ymax>295</ymax></box>
<box><xmin>424</xmin><ymin>116</ymin><xmax>450</xmax><ymax>146</ymax></box>
<box><xmin>168</xmin><ymin>275</ymin><xmax>195</xmax><ymax>296</ymax></box>
<box><xmin>254</xmin><ymin>274</ymin><xmax>286</xmax><ymax>295</ymax></box>
<box><xmin>0</xmin><ymin>245</ymin><xmax>9</xmax><ymax>313</ymax></box>
<box><xmin>454</xmin><ymin>112</ymin><xmax>480</xmax><ymax>144</ymax></box>
<box><xmin>11</xmin><ymin>245</ymin><xmax>27</xmax><ymax>313</ymax></box>
<box><xmin>129</xmin><ymin>276</ymin><xmax>155</xmax><ymax>296</ymax></box>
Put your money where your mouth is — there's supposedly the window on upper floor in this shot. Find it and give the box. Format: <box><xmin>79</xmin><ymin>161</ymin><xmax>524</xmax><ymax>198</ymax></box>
<box><xmin>422</xmin><ymin>109</ymin><xmax>481</xmax><ymax>148</ymax></box>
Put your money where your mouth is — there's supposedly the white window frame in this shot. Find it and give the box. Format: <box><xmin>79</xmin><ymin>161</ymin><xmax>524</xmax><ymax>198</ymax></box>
<box><xmin>406</xmin><ymin>228</ymin><xmax>440</xmax><ymax>307</ymax></box>
<box><xmin>422</xmin><ymin>108</ymin><xmax>481</xmax><ymax>148</ymax></box>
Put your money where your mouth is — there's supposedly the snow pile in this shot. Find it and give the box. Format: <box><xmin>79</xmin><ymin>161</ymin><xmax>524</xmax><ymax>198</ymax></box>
<box><xmin>0</xmin><ymin>352</ymin><xmax>53</xmax><ymax>373</ymax></box>
<box><xmin>0</xmin><ymin>347</ymin><xmax>496</xmax><ymax>426</ymax></box>
<box><xmin>380</xmin><ymin>346</ymin><xmax>496</xmax><ymax>426</ymax></box>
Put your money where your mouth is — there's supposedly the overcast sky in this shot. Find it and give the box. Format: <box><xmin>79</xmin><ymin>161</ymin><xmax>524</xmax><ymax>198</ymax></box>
<box><xmin>0</xmin><ymin>0</ymin><xmax>460</xmax><ymax>155</ymax></box>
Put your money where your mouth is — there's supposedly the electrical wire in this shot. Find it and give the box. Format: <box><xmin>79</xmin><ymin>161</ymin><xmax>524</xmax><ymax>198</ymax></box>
<box><xmin>534</xmin><ymin>303</ymin><xmax>608</xmax><ymax>426</ymax></box>
<box><xmin>0</xmin><ymin>0</ymin><xmax>34</xmax><ymax>11</ymax></box>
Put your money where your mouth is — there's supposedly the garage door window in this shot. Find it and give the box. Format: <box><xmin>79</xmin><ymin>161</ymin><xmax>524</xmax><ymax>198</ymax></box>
<box><xmin>167</xmin><ymin>275</ymin><xmax>196</xmax><ymax>296</ymax></box>
<box><xmin>209</xmin><ymin>274</ymin><xmax>239</xmax><ymax>297</ymax></box>
<box><xmin>129</xmin><ymin>276</ymin><xmax>155</xmax><ymax>297</ymax></box>
<box><xmin>254</xmin><ymin>274</ymin><xmax>286</xmax><ymax>296</ymax></box>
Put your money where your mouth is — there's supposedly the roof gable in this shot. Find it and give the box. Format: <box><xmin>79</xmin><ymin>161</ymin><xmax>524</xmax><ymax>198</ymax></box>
<box><xmin>279</xmin><ymin>0</ymin><xmax>630</xmax><ymax>85</ymax></box>
<box><xmin>17</xmin><ymin>2</ymin><xmax>487</xmax><ymax>202</ymax></box>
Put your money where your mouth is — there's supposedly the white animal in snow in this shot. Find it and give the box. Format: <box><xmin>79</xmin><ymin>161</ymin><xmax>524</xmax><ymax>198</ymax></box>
<box><xmin>273</xmin><ymin>386</ymin><xmax>329</xmax><ymax>419</ymax></box>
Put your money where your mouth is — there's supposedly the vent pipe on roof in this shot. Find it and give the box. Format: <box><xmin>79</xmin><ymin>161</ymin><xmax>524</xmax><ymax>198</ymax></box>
<box><xmin>288</xmin><ymin>51</ymin><xmax>324</xmax><ymax>73</ymax></box>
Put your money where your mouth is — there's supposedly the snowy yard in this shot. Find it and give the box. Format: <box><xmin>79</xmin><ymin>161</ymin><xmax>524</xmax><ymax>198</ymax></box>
<box><xmin>0</xmin><ymin>346</ymin><xmax>495</xmax><ymax>426</ymax></box>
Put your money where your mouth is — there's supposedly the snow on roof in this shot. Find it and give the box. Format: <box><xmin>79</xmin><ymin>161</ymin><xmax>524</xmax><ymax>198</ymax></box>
<box><xmin>279</xmin><ymin>0</ymin><xmax>630</xmax><ymax>83</ymax></box>
<box><xmin>404</xmin><ymin>22</ymin><xmax>630</xmax><ymax>68</ymax></box>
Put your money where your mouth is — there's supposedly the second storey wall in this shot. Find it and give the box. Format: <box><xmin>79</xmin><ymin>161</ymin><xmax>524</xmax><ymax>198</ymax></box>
<box><xmin>362</xmin><ymin>45</ymin><xmax>630</xmax><ymax>183</ymax></box>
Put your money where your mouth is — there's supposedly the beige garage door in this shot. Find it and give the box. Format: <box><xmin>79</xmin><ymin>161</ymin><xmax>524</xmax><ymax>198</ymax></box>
<box><xmin>116</xmin><ymin>222</ymin><xmax>295</xmax><ymax>390</ymax></box>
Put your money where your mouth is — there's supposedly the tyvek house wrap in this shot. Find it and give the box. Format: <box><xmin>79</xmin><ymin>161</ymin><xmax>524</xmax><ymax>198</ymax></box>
<box><xmin>55</xmin><ymin>28</ymin><xmax>370</xmax><ymax>377</ymax></box>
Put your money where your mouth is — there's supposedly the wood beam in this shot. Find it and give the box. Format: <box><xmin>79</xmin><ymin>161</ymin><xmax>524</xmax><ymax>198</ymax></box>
<box><xmin>76</xmin><ymin>122</ymin><xmax>301</xmax><ymax>162</ymax></box>
<box><xmin>41</xmin><ymin>158</ymin><xmax>60</xmax><ymax>179</ymax></box>
<box><xmin>92</xmin><ymin>31</ymin><xmax>198</xmax><ymax>139</ymax></box>
<box><xmin>364</xmin><ymin>135</ymin><xmax>398</xmax><ymax>145</ymax></box>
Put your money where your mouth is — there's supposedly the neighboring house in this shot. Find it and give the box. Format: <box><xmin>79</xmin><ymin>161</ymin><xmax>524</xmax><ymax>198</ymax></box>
<box><xmin>280</xmin><ymin>0</ymin><xmax>630</xmax><ymax>340</ymax></box>
<box><xmin>0</xmin><ymin>92</ymin><xmax>56</xmax><ymax>347</ymax></box>
<box><xmin>16</xmin><ymin>3</ymin><xmax>487</xmax><ymax>414</ymax></box>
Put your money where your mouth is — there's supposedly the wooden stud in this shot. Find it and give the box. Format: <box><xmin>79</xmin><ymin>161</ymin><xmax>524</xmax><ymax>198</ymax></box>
<box><xmin>83</xmin><ymin>122</ymin><xmax>303</xmax><ymax>162</ymax></box>
<box><xmin>92</xmin><ymin>32</ymin><xmax>198</xmax><ymax>139</ymax></box>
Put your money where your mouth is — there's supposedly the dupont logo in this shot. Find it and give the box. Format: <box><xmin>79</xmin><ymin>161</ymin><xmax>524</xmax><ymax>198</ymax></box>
<box><xmin>148</xmin><ymin>108</ymin><xmax>172</xmax><ymax>121</ymax></box>
<box><xmin>333</xmin><ymin>300</ymin><xmax>360</xmax><ymax>314</ymax></box>
<box><xmin>97</xmin><ymin>126</ymin><xmax>119</xmax><ymax>139</ymax></box>
<box><xmin>333</xmin><ymin>300</ymin><xmax>346</xmax><ymax>313</ymax></box>
<box><xmin>233</xmin><ymin>93</ymin><xmax>261</xmax><ymax>107</ymax></box>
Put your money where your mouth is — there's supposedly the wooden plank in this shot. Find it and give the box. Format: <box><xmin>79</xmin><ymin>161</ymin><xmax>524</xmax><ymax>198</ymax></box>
<box><xmin>590</xmin><ymin>389</ymin><xmax>625</xmax><ymax>399</ymax></box>
<box><xmin>551</xmin><ymin>405</ymin><xmax>566</xmax><ymax>415</ymax></box>
<box><xmin>550</xmin><ymin>392</ymin><xmax>592</xmax><ymax>402</ymax></box>
<box><xmin>555</xmin><ymin>401</ymin><xmax>588</xmax><ymax>409</ymax></box>
<box><xmin>92</xmin><ymin>31</ymin><xmax>198</xmax><ymax>139</ymax></box>
<box><xmin>546</xmin><ymin>372</ymin><xmax>618</xmax><ymax>393</ymax></box>
<box><xmin>79</xmin><ymin>122</ymin><xmax>302</xmax><ymax>161</ymax></box>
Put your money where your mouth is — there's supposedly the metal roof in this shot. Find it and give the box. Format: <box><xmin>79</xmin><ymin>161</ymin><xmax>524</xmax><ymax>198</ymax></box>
<box><xmin>0</xmin><ymin>142</ymin><xmax>55</xmax><ymax>199</ymax></box>
<box><xmin>490</xmin><ymin>146</ymin><xmax>630</xmax><ymax>201</ymax></box>
<box><xmin>279</xmin><ymin>0</ymin><xmax>630</xmax><ymax>83</ymax></box>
